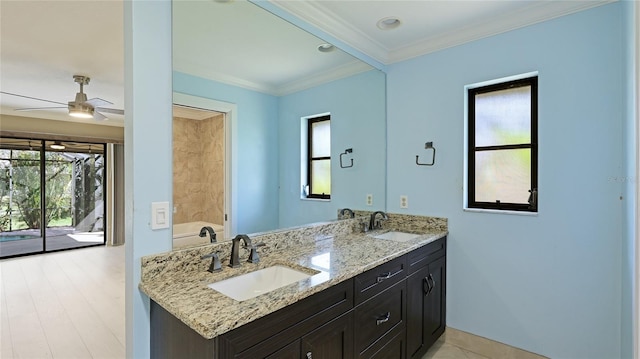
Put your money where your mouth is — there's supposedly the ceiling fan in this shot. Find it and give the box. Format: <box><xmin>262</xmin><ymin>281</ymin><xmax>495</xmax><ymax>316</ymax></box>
<box><xmin>1</xmin><ymin>75</ymin><xmax>124</xmax><ymax>121</ymax></box>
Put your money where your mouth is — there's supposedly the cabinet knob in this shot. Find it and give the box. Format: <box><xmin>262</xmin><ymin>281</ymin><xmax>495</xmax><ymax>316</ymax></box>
<box><xmin>306</xmin><ymin>352</ymin><xmax>313</xmax><ymax>359</ymax></box>
<box><xmin>376</xmin><ymin>312</ymin><xmax>391</xmax><ymax>325</ymax></box>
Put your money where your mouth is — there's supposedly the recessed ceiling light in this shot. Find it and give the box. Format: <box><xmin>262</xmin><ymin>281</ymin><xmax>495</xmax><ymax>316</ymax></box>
<box><xmin>317</xmin><ymin>43</ymin><xmax>335</xmax><ymax>53</ymax></box>
<box><xmin>377</xmin><ymin>17</ymin><xmax>401</xmax><ymax>30</ymax></box>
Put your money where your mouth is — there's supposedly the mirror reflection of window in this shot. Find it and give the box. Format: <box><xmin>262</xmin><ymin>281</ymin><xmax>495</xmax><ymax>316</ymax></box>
<box><xmin>306</xmin><ymin>115</ymin><xmax>331</xmax><ymax>199</ymax></box>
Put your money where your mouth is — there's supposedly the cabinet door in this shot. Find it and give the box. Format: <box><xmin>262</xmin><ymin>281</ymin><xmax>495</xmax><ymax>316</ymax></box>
<box><xmin>424</xmin><ymin>255</ymin><xmax>446</xmax><ymax>348</ymax></box>
<box><xmin>406</xmin><ymin>255</ymin><xmax>446</xmax><ymax>359</ymax></box>
<box><xmin>301</xmin><ymin>312</ymin><xmax>354</xmax><ymax>359</ymax></box>
<box><xmin>406</xmin><ymin>265</ymin><xmax>429</xmax><ymax>358</ymax></box>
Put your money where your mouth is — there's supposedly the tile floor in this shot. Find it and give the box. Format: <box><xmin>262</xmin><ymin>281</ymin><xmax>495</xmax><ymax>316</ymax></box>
<box><xmin>1</xmin><ymin>245</ymin><xmax>125</xmax><ymax>358</ymax></box>
<box><xmin>1</xmin><ymin>244</ymin><xmax>488</xmax><ymax>359</ymax></box>
<box><xmin>422</xmin><ymin>339</ymin><xmax>491</xmax><ymax>359</ymax></box>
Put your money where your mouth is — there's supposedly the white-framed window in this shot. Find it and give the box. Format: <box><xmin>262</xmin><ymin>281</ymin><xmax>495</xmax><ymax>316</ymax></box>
<box><xmin>464</xmin><ymin>73</ymin><xmax>538</xmax><ymax>213</ymax></box>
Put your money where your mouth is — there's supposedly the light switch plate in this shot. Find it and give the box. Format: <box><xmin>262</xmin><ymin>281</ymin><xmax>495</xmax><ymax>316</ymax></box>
<box><xmin>151</xmin><ymin>202</ymin><xmax>170</xmax><ymax>230</ymax></box>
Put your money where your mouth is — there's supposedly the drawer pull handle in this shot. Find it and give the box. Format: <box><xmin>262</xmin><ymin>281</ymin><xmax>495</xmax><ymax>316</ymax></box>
<box><xmin>429</xmin><ymin>274</ymin><xmax>436</xmax><ymax>292</ymax></box>
<box><xmin>377</xmin><ymin>272</ymin><xmax>391</xmax><ymax>283</ymax></box>
<box><xmin>376</xmin><ymin>312</ymin><xmax>391</xmax><ymax>325</ymax></box>
<box><xmin>306</xmin><ymin>352</ymin><xmax>313</xmax><ymax>359</ymax></box>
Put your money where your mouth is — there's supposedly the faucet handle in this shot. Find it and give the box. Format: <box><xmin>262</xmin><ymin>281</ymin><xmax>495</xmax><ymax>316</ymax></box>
<box><xmin>201</xmin><ymin>251</ymin><xmax>222</xmax><ymax>273</ymax></box>
<box><xmin>245</xmin><ymin>242</ymin><xmax>265</xmax><ymax>264</ymax></box>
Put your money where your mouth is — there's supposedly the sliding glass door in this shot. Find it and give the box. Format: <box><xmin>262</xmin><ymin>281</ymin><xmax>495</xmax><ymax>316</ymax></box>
<box><xmin>0</xmin><ymin>142</ymin><xmax>43</xmax><ymax>256</ymax></box>
<box><xmin>0</xmin><ymin>138</ymin><xmax>106</xmax><ymax>258</ymax></box>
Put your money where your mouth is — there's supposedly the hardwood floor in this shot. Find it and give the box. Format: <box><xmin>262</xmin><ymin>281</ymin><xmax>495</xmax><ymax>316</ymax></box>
<box><xmin>0</xmin><ymin>245</ymin><xmax>125</xmax><ymax>358</ymax></box>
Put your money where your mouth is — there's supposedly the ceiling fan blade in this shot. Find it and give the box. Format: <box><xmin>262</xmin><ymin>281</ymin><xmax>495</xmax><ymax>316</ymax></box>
<box><xmin>93</xmin><ymin>111</ymin><xmax>107</xmax><ymax>121</ymax></box>
<box><xmin>85</xmin><ymin>98</ymin><xmax>113</xmax><ymax>107</ymax></box>
<box><xmin>1</xmin><ymin>91</ymin><xmax>67</xmax><ymax>106</ymax></box>
<box><xmin>95</xmin><ymin>107</ymin><xmax>124</xmax><ymax>115</ymax></box>
<box><xmin>15</xmin><ymin>106</ymin><xmax>67</xmax><ymax>112</ymax></box>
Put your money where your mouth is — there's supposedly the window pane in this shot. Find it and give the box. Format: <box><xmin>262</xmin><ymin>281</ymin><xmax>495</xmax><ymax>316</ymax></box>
<box><xmin>475</xmin><ymin>149</ymin><xmax>530</xmax><ymax>204</ymax></box>
<box><xmin>0</xmin><ymin>148</ymin><xmax>43</xmax><ymax>257</ymax></box>
<box><xmin>311</xmin><ymin>159</ymin><xmax>331</xmax><ymax>196</ymax></box>
<box><xmin>311</xmin><ymin>120</ymin><xmax>330</xmax><ymax>157</ymax></box>
<box><xmin>475</xmin><ymin>85</ymin><xmax>531</xmax><ymax>147</ymax></box>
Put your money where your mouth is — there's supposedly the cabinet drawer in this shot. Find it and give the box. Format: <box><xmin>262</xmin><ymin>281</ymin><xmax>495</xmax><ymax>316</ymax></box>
<box><xmin>360</xmin><ymin>328</ymin><xmax>405</xmax><ymax>359</ymax></box>
<box><xmin>407</xmin><ymin>236</ymin><xmax>446</xmax><ymax>275</ymax></box>
<box><xmin>354</xmin><ymin>254</ymin><xmax>407</xmax><ymax>304</ymax></box>
<box><xmin>354</xmin><ymin>280</ymin><xmax>406</xmax><ymax>355</ymax></box>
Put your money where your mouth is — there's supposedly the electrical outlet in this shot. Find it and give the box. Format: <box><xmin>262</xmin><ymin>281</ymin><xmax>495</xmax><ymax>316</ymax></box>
<box><xmin>366</xmin><ymin>194</ymin><xmax>373</xmax><ymax>206</ymax></box>
<box><xmin>400</xmin><ymin>195</ymin><xmax>408</xmax><ymax>209</ymax></box>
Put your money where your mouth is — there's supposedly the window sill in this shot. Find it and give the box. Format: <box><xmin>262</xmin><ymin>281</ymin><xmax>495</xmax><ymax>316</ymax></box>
<box><xmin>463</xmin><ymin>208</ymin><xmax>538</xmax><ymax>216</ymax></box>
<box><xmin>300</xmin><ymin>197</ymin><xmax>330</xmax><ymax>202</ymax></box>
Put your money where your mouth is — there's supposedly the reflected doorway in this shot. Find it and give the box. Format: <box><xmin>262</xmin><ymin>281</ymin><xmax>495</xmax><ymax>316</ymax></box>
<box><xmin>172</xmin><ymin>104</ymin><xmax>230</xmax><ymax>248</ymax></box>
<box><xmin>0</xmin><ymin>138</ymin><xmax>106</xmax><ymax>258</ymax></box>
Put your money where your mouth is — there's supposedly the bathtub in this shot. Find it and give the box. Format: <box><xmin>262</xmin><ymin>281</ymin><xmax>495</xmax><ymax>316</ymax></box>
<box><xmin>173</xmin><ymin>221</ymin><xmax>225</xmax><ymax>249</ymax></box>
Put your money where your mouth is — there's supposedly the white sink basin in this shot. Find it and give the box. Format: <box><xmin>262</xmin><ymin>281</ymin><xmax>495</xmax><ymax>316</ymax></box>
<box><xmin>207</xmin><ymin>265</ymin><xmax>312</xmax><ymax>301</ymax></box>
<box><xmin>371</xmin><ymin>231</ymin><xmax>420</xmax><ymax>242</ymax></box>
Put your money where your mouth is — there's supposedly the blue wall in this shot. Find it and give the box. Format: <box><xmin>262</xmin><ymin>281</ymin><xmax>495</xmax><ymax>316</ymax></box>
<box><xmin>173</xmin><ymin>72</ymin><xmax>280</xmax><ymax>234</ymax></box>
<box><xmin>386</xmin><ymin>4</ymin><xmax>626</xmax><ymax>358</ymax></box>
<box><xmin>124</xmin><ymin>2</ymin><xmax>173</xmax><ymax>358</ymax></box>
<box><xmin>277</xmin><ymin>70</ymin><xmax>386</xmax><ymax>228</ymax></box>
<box><xmin>621</xmin><ymin>2</ymin><xmax>637</xmax><ymax>358</ymax></box>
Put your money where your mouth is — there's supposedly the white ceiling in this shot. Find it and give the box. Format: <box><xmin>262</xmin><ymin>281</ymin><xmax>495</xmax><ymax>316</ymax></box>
<box><xmin>0</xmin><ymin>0</ymin><xmax>612</xmax><ymax>129</ymax></box>
<box><xmin>272</xmin><ymin>0</ymin><xmax>613</xmax><ymax>64</ymax></box>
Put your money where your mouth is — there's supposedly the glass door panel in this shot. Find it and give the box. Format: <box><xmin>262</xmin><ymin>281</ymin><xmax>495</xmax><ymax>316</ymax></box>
<box><xmin>0</xmin><ymin>139</ymin><xmax>44</xmax><ymax>257</ymax></box>
<box><xmin>44</xmin><ymin>142</ymin><xmax>105</xmax><ymax>251</ymax></box>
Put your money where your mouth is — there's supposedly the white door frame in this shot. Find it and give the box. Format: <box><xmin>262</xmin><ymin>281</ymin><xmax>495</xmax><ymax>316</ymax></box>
<box><xmin>173</xmin><ymin>92</ymin><xmax>237</xmax><ymax>239</ymax></box>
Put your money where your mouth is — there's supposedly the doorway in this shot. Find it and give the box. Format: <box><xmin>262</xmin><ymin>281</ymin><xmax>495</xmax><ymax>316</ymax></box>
<box><xmin>172</xmin><ymin>98</ymin><xmax>232</xmax><ymax>244</ymax></box>
<box><xmin>0</xmin><ymin>137</ymin><xmax>106</xmax><ymax>258</ymax></box>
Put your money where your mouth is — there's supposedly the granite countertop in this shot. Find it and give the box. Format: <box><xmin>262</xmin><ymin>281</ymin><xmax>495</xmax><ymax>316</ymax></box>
<box><xmin>139</xmin><ymin>215</ymin><xmax>448</xmax><ymax>340</ymax></box>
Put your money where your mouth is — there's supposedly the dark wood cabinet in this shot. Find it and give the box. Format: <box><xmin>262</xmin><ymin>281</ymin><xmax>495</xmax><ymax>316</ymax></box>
<box><xmin>406</xmin><ymin>238</ymin><xmax>446</xmax><ymax>359</ymax></box>
<box><xmin>301</xmin><ymin>312</ymin><xmax>354</xmax><ymax>359</ymax></box>
<box><xmin>262</xmin><ymin>312</ymin><xmax>354</xmax><ymax>359</ymax></box>
<box><xmin>265</xmin><ymin>341</ymin><xmax>300</xmax><ymax>359</ymax></box>
<box><xmin>150</xmin><ymin>236</ymin><xmax>447</xmax><ymax>359</ymax></box>
<box><xmin>354</xmin><ymin>280</ymin><xmax>405</xmax><ymax>357</ymax></box>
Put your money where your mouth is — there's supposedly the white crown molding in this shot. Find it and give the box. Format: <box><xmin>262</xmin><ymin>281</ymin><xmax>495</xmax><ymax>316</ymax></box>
<box><xmin>174</xmin><ymin>60</ymin><xmax>372</xmax><ymax>97</ymax></box>
<box><xmin>174</xmin><ymin>61</ymin><xmax>275</xmax><ymax>95</ymax></box>
<box><xmin>275</xmin><ymin>60</ymin><xmax>373</xmax><ymax>96</ymax></box>
<box><xmin>270</xmin><ymin>0</ymin><xmax>393</xmax><ymax>64</ymax></box>
<box><xmin>388</xmin><ymin>0</ymin><xmax>615</xmax><ymax>63</ymax></box>
<box><xmin>271</xmin><ymin>0</ymin><xmax>615</xmax><ymax>65</ymax></box>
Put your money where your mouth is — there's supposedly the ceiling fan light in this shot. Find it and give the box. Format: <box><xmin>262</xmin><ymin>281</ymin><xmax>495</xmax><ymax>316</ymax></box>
<box><xmin>50</xmin><ymin>141</ymin><xmax>66</xmax><ymax>150</ymax></box>
<box><xmin>69</xmin><ymin>106</ymin><xmax>94</xmax><ymax>119</ymax></box>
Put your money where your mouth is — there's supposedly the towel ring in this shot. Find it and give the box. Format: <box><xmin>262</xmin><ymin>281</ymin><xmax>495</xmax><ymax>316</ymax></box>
<box><xmin>416</xmin><ymin>142</ymin><xmax>435</xmax><ymax>166</ymax></box>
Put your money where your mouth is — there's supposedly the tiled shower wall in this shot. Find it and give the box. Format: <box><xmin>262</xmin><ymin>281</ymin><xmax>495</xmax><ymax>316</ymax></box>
<box><xmin>173</xmin><ymin>114</ymin><xmax>224</xmax><ymax>225</ymax></box>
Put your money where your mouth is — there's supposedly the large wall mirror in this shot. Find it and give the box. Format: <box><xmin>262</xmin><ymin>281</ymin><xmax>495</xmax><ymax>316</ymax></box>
<box><xmin>171</xmin><ymin>0</ymin><xmax>386</xmax><ymax>250</ymax></box>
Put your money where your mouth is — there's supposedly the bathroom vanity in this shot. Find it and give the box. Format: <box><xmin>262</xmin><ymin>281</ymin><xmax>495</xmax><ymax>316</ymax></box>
<box><xmin>140</xmin><ymin>214</ymin><xmax>447</xmax><ymax>359</ymax></box>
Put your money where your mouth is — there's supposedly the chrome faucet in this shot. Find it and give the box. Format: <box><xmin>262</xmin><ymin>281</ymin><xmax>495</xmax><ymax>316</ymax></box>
<box><xmin>199</xmin><ymin>226</ymin><xmax>217</xmax><ymax>243</ymax></box>
<box><xmin>339</xmin><ymin>208</ymin><xmax>355</xmax><ymax>219</ymax></box>
<box><xmin>369</xmin><ymin>211</ymin><xmax>388</xmax><ymax>230</ymax></box>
